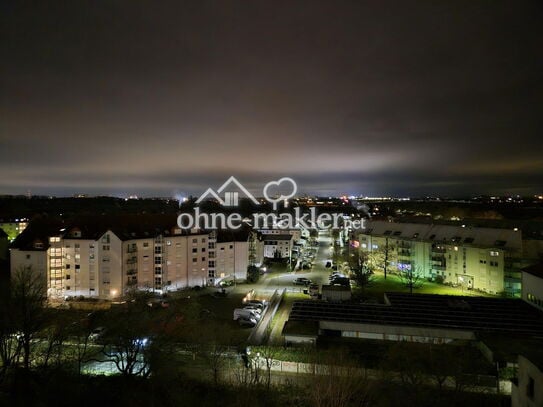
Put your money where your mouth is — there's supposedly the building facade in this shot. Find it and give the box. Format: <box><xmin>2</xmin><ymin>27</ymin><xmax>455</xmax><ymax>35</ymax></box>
<box><xmin>356</xmin><ymin>221</ymin><xmax>523</xmax><ymax>296</ymax></box>
<box><xmin>11</xmin><ymin>217</ymin><xmax>210</xmax><ymax>299</ymax></box>
<box><xmin>522</xmin><ymin>264</ymin><xmax>543</xmax><ymax>311</ymax></box>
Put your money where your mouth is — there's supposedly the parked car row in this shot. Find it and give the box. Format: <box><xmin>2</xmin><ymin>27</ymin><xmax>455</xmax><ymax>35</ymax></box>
<box><xmin>233</xmin><ymin>299</ymin><xmax>267</xmax><ymax>327</ymax></box>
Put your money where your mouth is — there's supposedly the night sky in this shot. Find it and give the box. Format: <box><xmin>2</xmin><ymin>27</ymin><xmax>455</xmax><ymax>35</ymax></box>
<box><xmin>1</xmin><ymin>1</ymin><xmax>542</xmax><ymax>198</ymax></box>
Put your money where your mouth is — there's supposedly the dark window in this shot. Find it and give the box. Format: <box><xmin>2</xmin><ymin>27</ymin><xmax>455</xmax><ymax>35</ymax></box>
<box><xmin>527</xmin><ymin>376</ymin><xmax>535</xmax><ymax>399</ymax></box>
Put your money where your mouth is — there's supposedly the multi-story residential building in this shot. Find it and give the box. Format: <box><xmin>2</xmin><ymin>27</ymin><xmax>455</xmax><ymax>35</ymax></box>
<box><xmin>356</xmin><ymin>221</ymin><xmax>523</xmax><ymax>296</ymax></box>
<box><xmin>259</xmin><ymin>227</ymin><xmax>306</xmax><ymax>243</ymax></box>
<box><xmin>522</xmin><ymin>264</ymin><xmax>543</xmax><ymax>311</ymax></box>
<box><xmin>206</xmin><ymin>229</ymin><xmax>264</xmax><ymax>285</ymax></box>
<box><xmin>9</xmin><ymin>218</ymin><xmax>64</xmax><ymax>284</ymax></box>
<box><xmin>11</xmin><ymin>216</ymin><xmax>209</xmax><ymax>299</ymax></box>
<box><xmin>0</xmin><ymin>218</ymin><xmax>29</xmax><ymax>242</ymax></box>
<box><xmin>263</xmin><ymin>234</ymin><xmax>294</xmax><ymax>259</ymax></box>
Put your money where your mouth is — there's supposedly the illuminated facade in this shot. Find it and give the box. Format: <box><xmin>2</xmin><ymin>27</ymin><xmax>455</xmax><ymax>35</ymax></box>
<box><xmin>11</xmin><ymin>218</ymin><xmax>209</xmax><ymax>299</ymax></box>
<box><xmin>357</xmin><ymin>221</ymin><xmax>523</xmax><ymax>296</ymax></box>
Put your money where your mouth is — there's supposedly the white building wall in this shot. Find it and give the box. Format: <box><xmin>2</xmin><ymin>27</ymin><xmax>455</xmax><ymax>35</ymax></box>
<box><xmin>10</xmin><ymin>248</ymin><xmax>47</xmax><ymax>279</ymax></box>
<box><xmin>522</xmin><ymin>272</ymin><xmax>543</xmax><ymax>311</ymax></box>
<box><xmin>63</xmin><ymin>238</ymin><xmax>95</xmax><ymax>297</ymax></box>
<box><xmin>96</xmin><ymin>231</ymin><xmax>123</xmax><ymax>298</ymax></box>
<box><xmin>512</xmin><ymin>355</ymin><xmax>543</xmax><ymax>407</ymax></box>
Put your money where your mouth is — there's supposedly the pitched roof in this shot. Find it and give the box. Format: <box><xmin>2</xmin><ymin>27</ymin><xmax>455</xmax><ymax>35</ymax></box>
<box><xmin>362</xmin><ymin>220</ymin><xmax>522</xmax><ymax>251</ymax></box>
<box><xmin>12</xmin><ymin>214</ymin><xmax>206</xmax><ymax>248</ymax></box>
<box><xmin>11</xmin><ymin>218</ymin><xmax>65</xmax><ymax>251</ymax></box>
<box><xmin>522</xmin><ymin>263</ymin><xmax>543</xmax><ymax>279</ymax></box>
<box><xmin>215</xmin><ymin>227</ymin><xmax>252</xmax><ymax>243</ymax></box>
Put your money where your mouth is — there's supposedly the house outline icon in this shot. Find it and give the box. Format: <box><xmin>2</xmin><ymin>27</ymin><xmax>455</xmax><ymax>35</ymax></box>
<box><xmin>195</xmin><ymin>176</ymin><xmax>259</xmax><ymax>207</ymax></box>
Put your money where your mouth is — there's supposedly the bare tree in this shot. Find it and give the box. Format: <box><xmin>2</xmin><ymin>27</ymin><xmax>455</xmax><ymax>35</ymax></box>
<box><xmin>348</xmin><ymin>250</ymin><xmax>374</xmax><ymax>294</ymax></box>
<box><xmin>256</xmin><ymin>345</ymin><xmax>280</xmax><ymax>389</ymax></box>
<box><xmin>397</xmin><ymin>265</ymin><xmax>424</xmax><ymax>294</ymax></box>
<box><xmin>10</xmin><ymin>265</ymin><xmax>48</xmax><ymax>371</ymax></box>
<box><xmin>67</xmin><ymin>316</ymin><xmax>94</xmax><ymax>375</ymax></box>
<box><xmin>38</xmin><ymin>311</ymin><xmax>70</xmax><ymax>369</ymax></box>
<box><xmin>0</xmin><ymin>283</ymin><xmax>22</xmax><ymax>381</ymax></box>
<box><xmin>307</xmin><ymin>349</ymin><xmax>373</xmax><ymax>407</ymax></box>
<box><xmin>101</xmin><ymin>296</ymin><xmax>152</xmax><ymax>377</ymax></box>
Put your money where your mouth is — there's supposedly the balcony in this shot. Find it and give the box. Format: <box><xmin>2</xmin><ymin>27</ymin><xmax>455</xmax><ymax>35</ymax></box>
<box><xmin>126</xmin><ymin>256</ymin><xmax>138</xmax><ymax>265</ymax></box>
<box><xmin>397</xmin><ymin>241</ymin><xmax>412</xmax><ymax>249</ymax></box>
<box><xmin>397</xmin><ymin>249</ymin><xmax>411</xmax><ymax>257</ymax></box>
<box><xmin>432</xmin><ymin>264</ymin><xmax>447</xmax><ymax>271</ymax></box>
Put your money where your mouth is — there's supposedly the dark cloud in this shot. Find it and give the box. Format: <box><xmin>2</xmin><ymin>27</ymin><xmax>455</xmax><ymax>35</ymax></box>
<box><xmin>1</xmin><ymin>0</ymin><xmax>542</xmax><ymax>197</ymax></box>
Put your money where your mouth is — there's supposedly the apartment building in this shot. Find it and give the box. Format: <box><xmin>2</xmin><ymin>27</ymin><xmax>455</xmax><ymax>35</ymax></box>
<box><xmin>207</xmin><ymin>229</ymin><xmax>264</xmax><ymax>285</ymax></box>
<box><xmin>522</xmin><ymin>264</ymin><xmax>543</xmax><ymax>311</ymax></box>
<box><xmin>356</xmin><ymin>221</ymin><xmax>523</xmax><ymax>296</ymax></box>
<box><xmin>11</xmin><ymin>216</ymin><xmax>209</xmax><ymax>299</ymax></box>
<box><xmin>262</xmin><ymin>234</ymin><xmax>294</xmax><ymax>259</ymax></box>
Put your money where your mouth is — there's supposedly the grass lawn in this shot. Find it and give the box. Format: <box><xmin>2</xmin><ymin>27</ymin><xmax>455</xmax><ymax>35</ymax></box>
<box><xmin>358</xmin><ymin>273</ymin><xmax>497</xmax><ymax>301</ymax></box>
<box><xmin>164</xmin><ymin>292</ymin><xmax>252</xmax><ymax>345</ymax></box>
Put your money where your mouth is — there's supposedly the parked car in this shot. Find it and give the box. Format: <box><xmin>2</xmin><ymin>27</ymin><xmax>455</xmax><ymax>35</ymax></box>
<box><xmin>233</xmin><ymin>308</ymin><xmax>261</xmax><ymax>321</ymax></box>
<box><xmin>294</xmin><ymin>277</ymin><xmax>312</xmax><ymax>286</ymax></box>
<box><xmin>244</xmin><ymin>300</ymin><xmax>265</xmax><ymax>309</ymax></box>
<box><xmin>238</xmin><ymin>317</ymin><xmax>257</xmax><ymax>328</ymax></box>
<box><xmin>89</xmin><ymin>327</ymin><xmax>106</xmax><ymax>341</ymax></box>
<box><xmin>243</xmin><ymin>305</ymin><xmax>262</xmax><ymax>314</ymax></box>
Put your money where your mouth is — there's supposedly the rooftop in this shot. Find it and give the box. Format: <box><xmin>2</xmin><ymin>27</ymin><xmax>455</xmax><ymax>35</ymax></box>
<box><xmin>288</xmin><ymin>292</ymin><xmax>543</xmax><ymax>337</ymax></box>
<box><xmin>361</xmin><ymin>220</ymin><xmax>522</xmax><ymax>251</ymax></box>
<box><xmin>522</xmin><ymin>263</ymin><xmax>543</xmax><ymax>279</ymax></box>
<box><xmin>11</xmin><ymin>214</ymin><xmax>206</xmax><ymax>249</ymax></box>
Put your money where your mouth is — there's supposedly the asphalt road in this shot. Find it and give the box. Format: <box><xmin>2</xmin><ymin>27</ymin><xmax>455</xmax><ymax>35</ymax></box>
<box><xmin>257</xmin><ymin>231</ymin><xmax>335</xmax><ymax>292</ymax></box>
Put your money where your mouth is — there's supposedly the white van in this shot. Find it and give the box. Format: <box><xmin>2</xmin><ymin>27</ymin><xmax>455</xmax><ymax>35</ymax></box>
<box><xmin>233</xmin><ymin>308</ymin><xmax>260</xmax><ymax>321</ymax></box>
